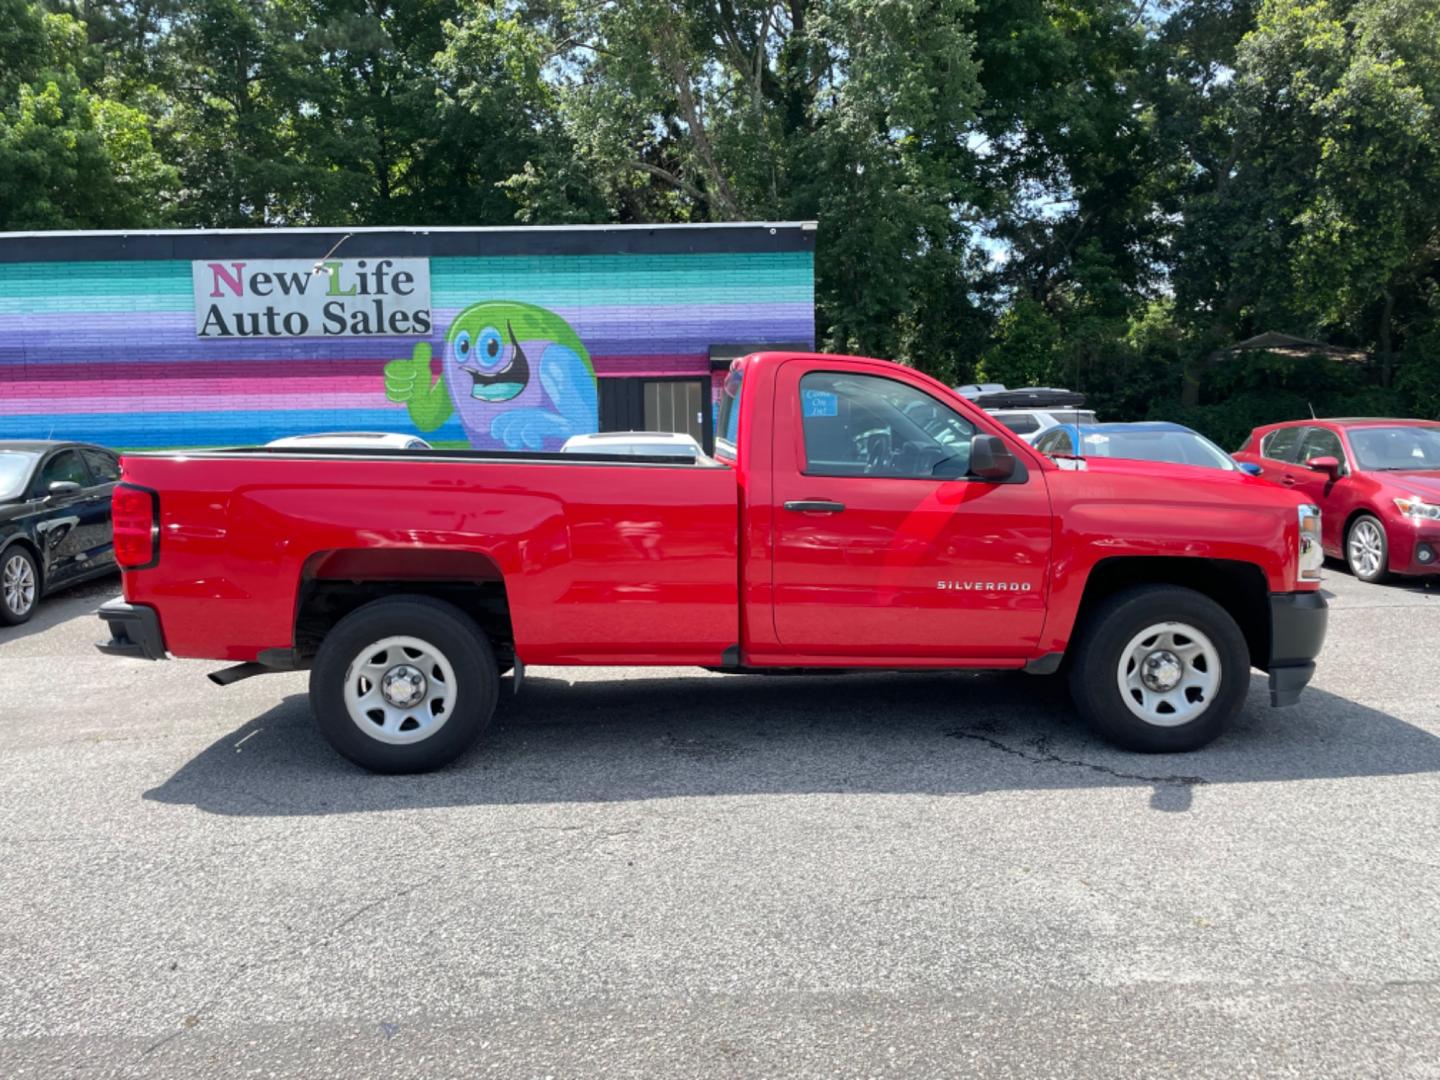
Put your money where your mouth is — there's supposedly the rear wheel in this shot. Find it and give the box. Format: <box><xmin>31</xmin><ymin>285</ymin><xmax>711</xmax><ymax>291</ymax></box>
<box><xmin>1</xmin><ymin>547</ymin><xmax>38</xmax><ymax>626</ymax></box>
<box><xmin>310</xmin><ymin>596</ymin><xmax>498</xmax><ymax>773</ymax></box>
<box><xmin>1068</xmin><ymin>585</ymin><xmax>1250</xmax><ymax>752</ymax></box>
<box><xmin>1345</xmin><ymin>514</ymin><xmax>1390</xmax><ymax>584</ymax></box>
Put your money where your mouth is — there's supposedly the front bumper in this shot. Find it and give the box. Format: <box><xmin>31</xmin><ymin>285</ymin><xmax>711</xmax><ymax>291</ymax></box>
<box><xmin>1267</xmin><ymin>590</ymin><xmax>1328</xmax><ymax>706</ymax></box>
<box><xmin>1394</xmin><ymin>526</ymin><xmax>1440</xmax><ymax>575</ymax></box>
<box><xmin>96</xmin><ymin>599</ymin><xmax>167</xmax><ymax>660</ymax></box>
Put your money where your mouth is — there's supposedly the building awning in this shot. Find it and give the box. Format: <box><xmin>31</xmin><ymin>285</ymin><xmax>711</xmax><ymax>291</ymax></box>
<box><xmin>1222</xmin><ymin>332</ymin><xmax>1368</xmax><ymax>363</ymax></box>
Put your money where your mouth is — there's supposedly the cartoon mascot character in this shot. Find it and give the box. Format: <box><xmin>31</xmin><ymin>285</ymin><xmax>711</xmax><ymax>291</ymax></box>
<box><xmin>385</xmin><ymin>301</ymin><xmax>598</xmax><ymax>450</ymax></box>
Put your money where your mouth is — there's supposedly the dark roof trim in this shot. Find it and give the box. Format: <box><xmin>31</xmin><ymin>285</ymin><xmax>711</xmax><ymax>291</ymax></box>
<box><xmin>708</xmin><ymin>342</ymin><xmax>813</xmax><ymax>370</ymax></box>
<box><xmin>0</xmin><ymin>222</ymin><xmax>818</xmax><ymax>264</ymax></box>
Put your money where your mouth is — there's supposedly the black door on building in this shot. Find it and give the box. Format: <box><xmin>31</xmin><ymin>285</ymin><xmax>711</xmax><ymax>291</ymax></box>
<box><xmin>599</xmin><ymin>377</ymin><xmax>714</xmax><ymax>452</ymax></box>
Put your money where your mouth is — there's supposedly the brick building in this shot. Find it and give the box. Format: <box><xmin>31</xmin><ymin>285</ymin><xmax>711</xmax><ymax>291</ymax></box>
<box><xmin>0</xmin><ymin>222</ymin><xmax>815</xmax><ymax>452</ymax></box>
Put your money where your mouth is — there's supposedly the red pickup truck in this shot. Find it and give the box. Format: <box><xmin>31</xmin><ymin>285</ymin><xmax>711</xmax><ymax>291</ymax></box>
<box><xmin>98</xmin><ymin>352</ymin><xmax>1328</xmax><ymax>772</ymax></box>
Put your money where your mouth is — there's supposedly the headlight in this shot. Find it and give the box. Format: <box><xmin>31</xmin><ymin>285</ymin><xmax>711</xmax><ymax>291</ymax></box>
<box><xmin>1298</xmin><ymin>504</ymin><xmax>1323</xmax><ymax>581</ymax></box>
<box><xmin>1394</xmin><ymin>497</ymin><xmax>1440</xmax><ymax>522</ymax></box>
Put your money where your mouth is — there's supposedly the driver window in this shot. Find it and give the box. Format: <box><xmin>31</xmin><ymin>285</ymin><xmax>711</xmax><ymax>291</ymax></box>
<box><xmin>1261</xmin><ymin>426</ymin><xmax>1303</xmax><ymax>463</ymax></box>
<box><xmin>1298</xmin><ymin>428</ymin><xmax>1347</xmax><ymax>471</ymax></box>
<box><xmin>799</xmin><ymin>371</ymin><xmax>975</xmax><ymax>479</ymax></box>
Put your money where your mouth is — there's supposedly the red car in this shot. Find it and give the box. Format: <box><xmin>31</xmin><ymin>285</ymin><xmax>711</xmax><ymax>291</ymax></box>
<box><xmin>1235</xmin><ymin>419</ymin><xmax>1440</xmax><ymax>583</ymax></box>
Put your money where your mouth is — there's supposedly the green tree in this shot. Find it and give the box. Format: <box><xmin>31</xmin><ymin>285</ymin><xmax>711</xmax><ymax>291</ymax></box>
<box><xmin>1166</xmin><ymin>0</ymin><xmax>1440</xmax><ymax>394</ymax></box>
<box><xmin>0</xmin><ymin>1</ymin><xmax>176</xmax><ymax>228</ymax></box>
<box><xmin>507</xmin><ymin>0</ymin><xmax>989</xmax><ymax>376</ymax></box>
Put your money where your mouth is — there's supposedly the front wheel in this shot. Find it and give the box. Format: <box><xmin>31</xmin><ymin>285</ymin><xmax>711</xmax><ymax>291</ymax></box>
<box><xmin>1345</xmin><ymin>514</ymin><xmax>1390</xmax><ymax>584</ymax></box>
<box><xmin>310</xmin><ymin>596</ymin><xmax>499</xmax><ymax>773</ymax></box>
<box><xmin>1068</xmin><ymin>585</ymin><xmax>1250</xmax><ymax>753</ymax></box>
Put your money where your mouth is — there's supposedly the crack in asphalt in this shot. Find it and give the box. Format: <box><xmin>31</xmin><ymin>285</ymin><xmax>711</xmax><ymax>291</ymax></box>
<box><xmin>141</xmin><ymin>873</ymin><xmax>439</xmax><ymax>1058</ymax></box>
<box><xmin>943</xmin><ymin>728</ymin><xmax>1208</xmax><ymax>788</ymax></box>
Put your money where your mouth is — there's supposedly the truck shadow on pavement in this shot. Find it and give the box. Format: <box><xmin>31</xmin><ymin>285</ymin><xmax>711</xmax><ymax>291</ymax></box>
<box><xmin>144</xmin><ymin>669</ymin><xmax>1440</xmax><ymax>816</ymax></box>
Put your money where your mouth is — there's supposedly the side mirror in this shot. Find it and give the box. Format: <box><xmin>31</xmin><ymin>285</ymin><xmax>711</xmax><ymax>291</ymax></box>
<box><xmin>1306</xmin><ymin>455</ymin><xmax>1341</xmax><ymax>477</ymax></box>
<box><xmin>969</xmin><ymin>434</ymin><xmax>1017</xmax><ymax>481</ymax></box>
<box><xmin>46</xmin><ymin>480</ymin><xmax>82</xmax><ymax>498</ymax></box>
<box><xmin>1239</xmin><ymin>462</ymin><xmax>1262</xmax><ymax>476</ymax></box>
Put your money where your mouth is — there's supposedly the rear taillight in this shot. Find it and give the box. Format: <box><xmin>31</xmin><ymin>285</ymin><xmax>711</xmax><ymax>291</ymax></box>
<box><xmin>112</xmin><ymin>484</ymin><xmax>159</xmax><ymax>569</ymax></box>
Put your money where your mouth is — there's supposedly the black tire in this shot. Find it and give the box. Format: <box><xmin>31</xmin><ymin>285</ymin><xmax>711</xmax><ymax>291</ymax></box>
<box><xmin>1345</xmin><ymin>513</ymin><xmax>1390</xmax><ymax>584</ymax></box>
<box><xmin>1067</xmin><ymin>585</ymin><xmax>1250</xmax><ymax>753</ymax></box>
<box><xmin>309</xmin><ymin>595</ymin><xmax>499</xmax><ymax>773</ymax></box>
<box><xmin>0</xmin><ymin>546</ymin><xmax>39</xmax><ymax>626</ymax></box>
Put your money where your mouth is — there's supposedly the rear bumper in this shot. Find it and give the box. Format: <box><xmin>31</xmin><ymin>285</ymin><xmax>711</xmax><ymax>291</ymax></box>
<box><xmin>96</xmin><ymin>599</ymin><xmax>167</xmax><ymax>660</ymax></box>
<box><xmin>1267</xmin><ymin>590</ymin><xmax>1328</xmax><ymax>706</ymax></box>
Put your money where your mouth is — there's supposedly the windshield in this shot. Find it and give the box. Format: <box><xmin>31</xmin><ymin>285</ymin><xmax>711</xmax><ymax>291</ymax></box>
<box><xmin>716</xmin><ymin>369</ymin><xmax>742</xmax><ymax>454</ymax></box>
<box><xmin>1347</xmin><ymin>426</ymin><xmax>1440</xmax><ymax>471</ymax></box>
<box><xmin>1077</xmin><ymin>429</ymin><xmax>1237</xmax><ymax>470</ymax></box>
<box><xmin>0</xmin><ymin>451</ymin><xmax>39</xmax><ymax>500</ymax></box>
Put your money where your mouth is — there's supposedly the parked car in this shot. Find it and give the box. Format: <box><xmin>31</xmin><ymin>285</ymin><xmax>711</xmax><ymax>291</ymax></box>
<box><xmin>0</xmin><ymin>441</ymin><xmax>120</xmax><ymax>625</ymax></box>
<box><xmin>99</xmin><ymin>350</ymin><xmax>1326</xmax><ymax>771</ymax></box>
<box><xmin>1234</xmin><ymin>418</ymin><xmax>1440</xmax><ymax>583</ymax></box>
<box><xmin>266</xmin><ymin>432</ymin><xmax>432</xmax><ymax>450</ymax></box>
<box><xmin>560</xmin><ymin>431</ymin><xmax>706</xmax><ymax>460</ymax></box>
<box><xmin>954</xmin><ymin>384</ymin><xmax>1096</xmax><ymax>443</ymax></box>
<box><xmin>1035</xmin><ymin>422</ymin><xmax>1259</xmax><ymax>474</ymax></box>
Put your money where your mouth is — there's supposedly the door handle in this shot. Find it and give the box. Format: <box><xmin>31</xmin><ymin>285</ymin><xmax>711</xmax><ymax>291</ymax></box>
<box><xmin>784</xmin><ymin>500</ymin><xmax>846</xmax><ymax>513</ymax></box>
<box><xmin>1280</xmin><ymin>476</ymin><xmax>1297</xmax><ymax>486</ymax></box>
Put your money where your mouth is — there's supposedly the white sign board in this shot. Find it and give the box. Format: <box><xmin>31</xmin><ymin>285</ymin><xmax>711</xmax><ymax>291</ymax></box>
<box><xmin>192</xmin><ymin>257</ymin><xmax>431</xmax><ymax>338</ymax></box>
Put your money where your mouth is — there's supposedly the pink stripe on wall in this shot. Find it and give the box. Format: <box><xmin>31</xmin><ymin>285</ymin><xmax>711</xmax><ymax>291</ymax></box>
<box><xmin>589</xmin><ymin>353</ymin><xmax>703</xmax><ymax>376</ymax></box>
<box><xmin>2</xmin><ymin>388</ymin><xmax>393</xmax><ymax>416</ymax></box>
<box><xmin>2</xmin><ymin>374</ymin><xmax>384</xmax><ymax>403</ymax></box>
<box><xmin>3</xmin><ymin>353</ymin><xmax>702</xmax><ymax>384</ymax></box>
<box><xmin>1</xmin><ymin>358</ymin><xmax>385</xmax><ymax>383</ymax></box>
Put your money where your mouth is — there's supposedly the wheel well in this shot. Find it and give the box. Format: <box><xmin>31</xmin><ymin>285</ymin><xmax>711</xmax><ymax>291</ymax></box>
<box><xmin>1074</xmin><ymin>557</ymin><xmax>1270</xmax><ymax>668</ymax></box>
<box><xmin>293</xmin><ymin>549</ymin><xmax>513</xmax><ymax>667</ymax></box>
<box><xmin>1343</xmin><ymin>507</ymin><xmax>1382</xmax><ymax>541</ymax></box>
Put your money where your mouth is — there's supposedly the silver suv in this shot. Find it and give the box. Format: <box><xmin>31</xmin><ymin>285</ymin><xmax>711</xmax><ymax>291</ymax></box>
<box><xmin>954</xmin><ymin>384</ymin><xmax>1096</xmax><ymax>443</ymax></box>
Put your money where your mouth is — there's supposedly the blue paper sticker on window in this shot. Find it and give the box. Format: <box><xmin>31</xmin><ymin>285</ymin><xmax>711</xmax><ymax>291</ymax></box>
<box><xmin>802</xmin><ymin>389</ymin><xmax>838</xmax><ymax>418</ymax></box>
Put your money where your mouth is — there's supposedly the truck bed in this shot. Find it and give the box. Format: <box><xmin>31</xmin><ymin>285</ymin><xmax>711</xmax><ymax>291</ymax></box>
<box><xmin>118</xmin><ymin>449</ymin><xmax>740</xmax><ymax>665</ymax></box>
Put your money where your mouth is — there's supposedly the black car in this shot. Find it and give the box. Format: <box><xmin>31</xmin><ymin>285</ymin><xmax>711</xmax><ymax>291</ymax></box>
<box><xmin>0</xmin><ymin>441</ymin><xmax>120</xmax><ymax>625</ymax></box>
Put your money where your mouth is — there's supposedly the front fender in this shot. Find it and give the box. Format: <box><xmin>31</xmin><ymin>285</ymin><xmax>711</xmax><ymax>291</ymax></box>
<box><xmin>1038</xmin><ymin>472</ymin><xmax>1305</xmax><ymax>654</ymax></box>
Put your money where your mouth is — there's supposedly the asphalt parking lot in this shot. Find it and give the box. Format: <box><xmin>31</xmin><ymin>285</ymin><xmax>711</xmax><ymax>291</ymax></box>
<box><xmin>2</xmin><ymin>569</ymin><xmax>1439</xmax><ymax>1078</ymax></box>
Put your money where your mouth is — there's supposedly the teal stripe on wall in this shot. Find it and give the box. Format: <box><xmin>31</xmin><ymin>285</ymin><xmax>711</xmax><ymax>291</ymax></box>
<box><xmin>0</xmin><ymin>252</ymin><xmax>814</xmax><ymax>313</ymax></box>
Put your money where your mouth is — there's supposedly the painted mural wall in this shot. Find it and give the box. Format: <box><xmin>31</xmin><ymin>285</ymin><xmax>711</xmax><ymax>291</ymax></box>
<box><xmin>0</xmin><ymin>236</ymin><xmax>814</xmax><ymax>450</ymax></box>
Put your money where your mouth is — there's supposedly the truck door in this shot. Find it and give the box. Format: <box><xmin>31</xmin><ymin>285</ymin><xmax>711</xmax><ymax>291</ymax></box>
<box><xmin>769</xmin><ymin>361</ymin><xmax>1052</xmax><ymax>660</ymax></box>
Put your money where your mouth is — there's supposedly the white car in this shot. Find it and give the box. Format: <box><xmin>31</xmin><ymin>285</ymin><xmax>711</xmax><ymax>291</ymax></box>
<box><xmin>265</xmin><ymin>432</ymin><xmax>432</xmax><ymax>450</ymax></box>
<box><xmin>954</xmin><ymin>384</ymin><xmax>1095</xmax><ymax>443</ymax></box>
<box><xmin>560</xmin><ymin>431</ymin><xmax>706</xmax><ymax>461</ymax></box>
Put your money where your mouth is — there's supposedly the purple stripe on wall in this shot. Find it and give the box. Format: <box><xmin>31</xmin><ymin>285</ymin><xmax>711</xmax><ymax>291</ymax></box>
<box><xmin>4</xmin><ymin>389</ymin><xmax>394</xmax><ymax>416</ymax></box>
<box><xmin>0</xmin><ymin>305</ymin><xmax>814</xmax><ymax>365</ymax></box>
<box><xmin>0</xmin><ymin>352</ymin><xmax>730</xmax><ymax>409</ymax></box>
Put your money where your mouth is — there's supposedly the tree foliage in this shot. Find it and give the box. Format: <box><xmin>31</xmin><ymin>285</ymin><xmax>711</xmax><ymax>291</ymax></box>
<box><xmin>3</xmin><ymin>0</ymin><xmax>1439</xmax><ymax>432</ymax></box>
<box><xmin>0</xmin><ymin>0</ymin><xmax>176</xmax><ymax>227</ymax></box>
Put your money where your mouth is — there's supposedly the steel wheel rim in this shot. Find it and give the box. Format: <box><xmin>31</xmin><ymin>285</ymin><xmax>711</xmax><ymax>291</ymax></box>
<box><xmin>1349</xmin><ymin>520</ymin><xmax>1384</xmax><ymax>578</ymax></box>
<box><xmin>1116</xmin><ymin>621</ymin><xmax>1221</xmax><ymax>728</ymax></box>
<box><xmin>2</xmin><ymin>554</ymin><xmax>35</xmax><ymax>616</ymax></box>
<box><xmin>343</xmin><ymin>635</ymin><xmax>457</xmax><ymax>745</ymax></box>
